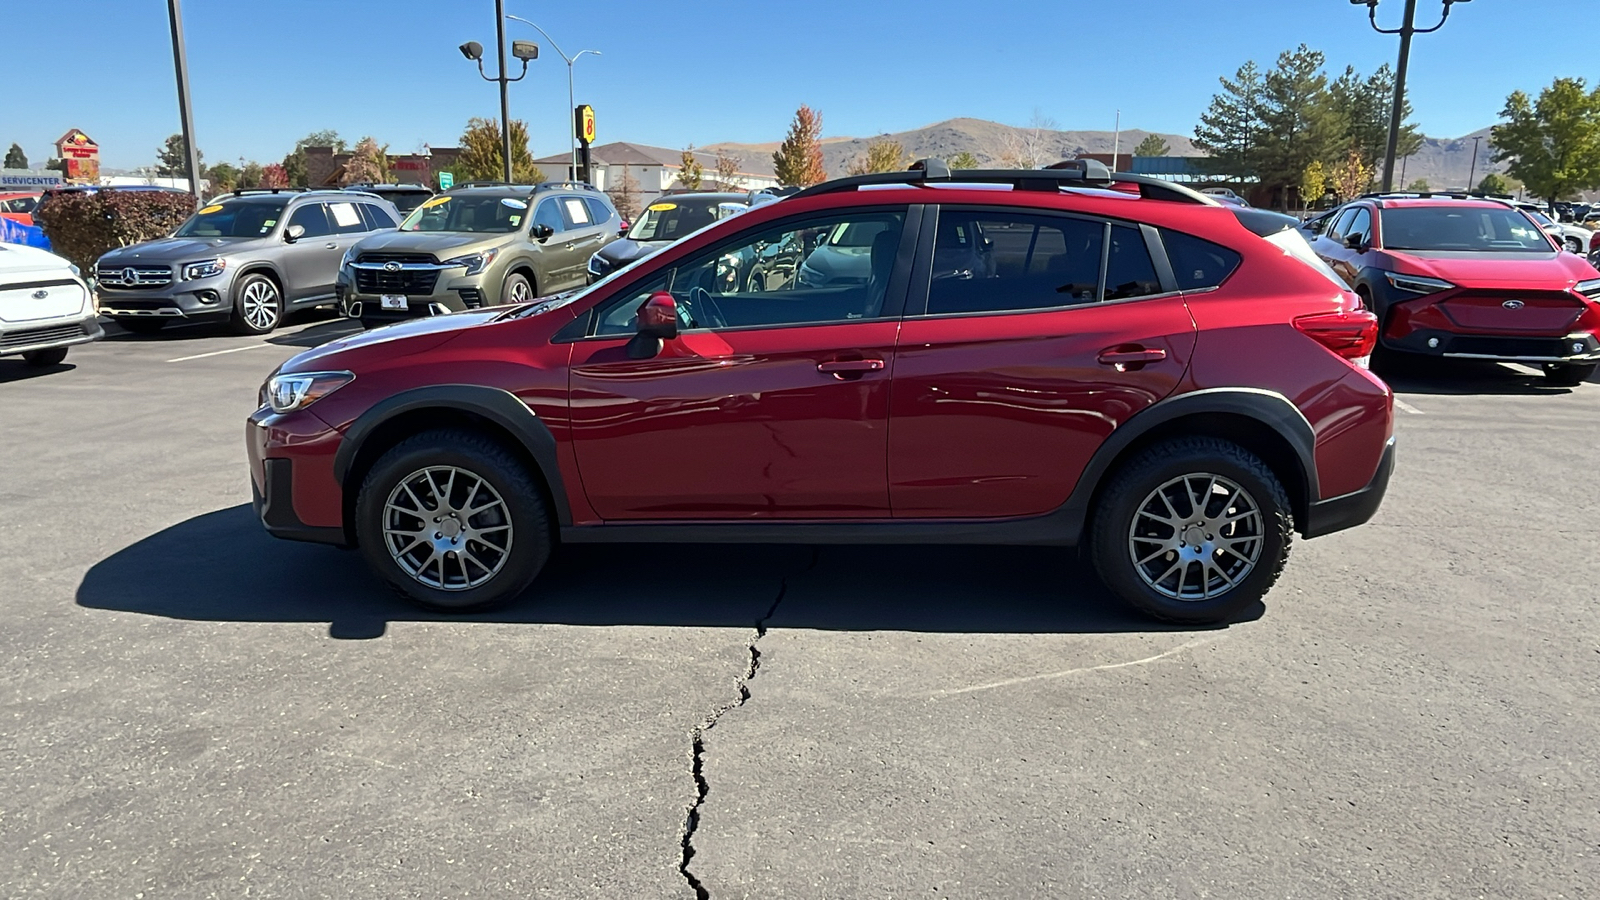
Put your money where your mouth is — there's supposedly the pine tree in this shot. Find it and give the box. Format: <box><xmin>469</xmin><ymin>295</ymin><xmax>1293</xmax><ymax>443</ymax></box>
<box><xmin>946</xmin><ymin>151</ymin><xmax>982</xmax><ymax>169</ymax></box>
<box><xmin>1194</xmin><ymin>61</ymin><xmax>1265</xmax><ymax>179</ymax></box>
<box><xmin>1327</xmin><ymin>64</ymin><xmax>1420</xmax><ymax>183</ymax></box>
<box><xmin>1132</xmin><ymin>134</ymin><xmax>1170</xmax><ymax>157</ymax></box>
<box><xmin>455</xmin><ymin>118</ymin><xmax>544</xmax><ymax>183</ymax></box>
<box><xmin>155</xmin><ymin>134</ymin><xmax>202</xmax><ymax>177</ymax></box>
<box><xmin>678</xmin><ymin>146</ymin><xmax>704</xmax><ymax>189</ymax></box>
<box><xmin>1252</xmin><ymin>45</ymin><xmax>1347</xmax><ymax>204</ymax></box>
<box><xmin>4</xmin><ymin>143</ymin><xmax>26</xmax><ymax>169</ymax></box>
<box><xmin>773</xmin><ymin>104</ymin><xmax>826</xmax><ymax>187</ymax></box>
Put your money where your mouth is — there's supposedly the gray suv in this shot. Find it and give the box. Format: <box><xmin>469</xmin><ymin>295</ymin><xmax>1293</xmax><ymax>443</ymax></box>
<box><xmin>96</xmin><ymin>190</ymin><xmax>401</xmax><ymax>335</ymax></box>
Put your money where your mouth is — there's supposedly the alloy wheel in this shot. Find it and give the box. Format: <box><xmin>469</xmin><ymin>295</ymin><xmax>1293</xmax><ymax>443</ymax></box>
<box><xmin>509</xmin><ymin>279</ymin><xmax>531</xmax><ymax>303</ymax></box>
<box><xmin>1127</xmin><ymin>473</ymin><xmax>1264</xmax><ymax>602</ymax></box>
<box><xmin>242</xmin><ymin>280</ymin><xmax>280</xmax><ymax>330</ymax></box>
<box><xmin>382</xmin><ymin>465</ymin><xmax>514</xmax><ymax>591</ymax></box>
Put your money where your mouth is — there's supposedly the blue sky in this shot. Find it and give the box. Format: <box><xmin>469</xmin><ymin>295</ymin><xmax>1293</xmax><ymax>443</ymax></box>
<box><xmin>7</xmin><ymin>0</ymin><xmax>1592</xmax><ymax>171</ymax></box>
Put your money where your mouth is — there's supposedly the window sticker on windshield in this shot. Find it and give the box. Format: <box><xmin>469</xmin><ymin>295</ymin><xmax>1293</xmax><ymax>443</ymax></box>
<box><xmin>648</xmin><ymin>202</ymin><xmax>677</xmax><ymax>211</ymax></box>
<box><xmin>261</xmin><ymin>220</ymin><xmax>277</xmax><ymax>231</ymax></box>
<box><xmin>509</xmin><ymin>215</ymin><xmax>522</xmax><ymax>226</ymax></box>
<box><xmin>501</xmin><ymin>198</ymin><xmax>528</xmax><ymax>209</ymax></box>
<box><xmin>420</xmin><ymin>196</ymin><xmax>451</xmax><ymax>209</ymax></box>
<box><xmin>198</xmin><ymin>204</ymin><xmax>223</xmax><ymax>214</ymax></box>
<box><xmin>329</xmin><ymin>202</ymin><xmax>360</xmax><ymax>227</ymax></box>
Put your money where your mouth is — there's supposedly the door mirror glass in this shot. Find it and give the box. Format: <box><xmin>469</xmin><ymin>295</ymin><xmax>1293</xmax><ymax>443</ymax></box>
<box><xmin>284</xmin><ymin>224</ymin><xmax>306</xmax><ymax>243</ymax></box>
<box><xmin>533</xmin><ymin>223</ymin><xmax>554</xmax><ymax>241</ymax></box>
<box><xmin>1344</xmin><ymin>231</ymin><xmax>1366</xmax><ymax>251</ymax></box>
<box><xmin>627</xmin><ymin>291</ymin><xmax>679</xmax><ymax>359</ymax></box>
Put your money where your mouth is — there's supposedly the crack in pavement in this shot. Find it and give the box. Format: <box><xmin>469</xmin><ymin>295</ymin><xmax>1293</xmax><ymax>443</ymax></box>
<box><xmin>678</xmin><ymin>547</ymin><xmax>820</xmax><ymax>899</ymax></box>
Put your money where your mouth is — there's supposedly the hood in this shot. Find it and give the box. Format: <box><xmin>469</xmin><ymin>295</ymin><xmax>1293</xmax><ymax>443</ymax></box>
<box><xmin>1385</xmin><ymin>249</ymin><xmax>1597</xmax><ymax>288</ymax></box>
<box><xmin>281</xmin><ymin>309</ymin><xmax>506</xmax><ymax>374</ymax></box>
<box><xmin>99</xmin><ymin>236</ymin><xmax>245</xmax><ymax>264</ymax></box>
<box><xmin>353</xmin><ymin>230</ymin><xmax>509</xmax><ymax>257</ymax></box>
<box><xmin>598</xmin><ymin>238</ymin><xmax>666</xmax><ymax>266</ymax></box>
<box><xmin>0</xmin><ymin>242</ymin><xmax>77</xmax><ymax>278</ymax></box>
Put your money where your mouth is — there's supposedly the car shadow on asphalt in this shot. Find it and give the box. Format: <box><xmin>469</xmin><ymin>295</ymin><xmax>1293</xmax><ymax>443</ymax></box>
<box><xmin>0</xmin><ymin>359</ymin><xmax>75</xmax><ymax>383</ymax></box>
<box><xmin>75</xmin><ymin>505</ymin><xmax>1253</xmax><ymax>640</ymax></box>
<box><xmin>1376</xmin><ymin>356</ymin><xmax>1586</xmax><ymax>395</ymax></box>
<box><xmin>98</xmin><ymin>308</ymin><xmax>351</xmax><ymax>344</ymax></box>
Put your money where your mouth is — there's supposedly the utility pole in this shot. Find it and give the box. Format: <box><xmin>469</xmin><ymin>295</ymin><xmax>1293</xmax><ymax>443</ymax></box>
<box><xmin>1111</xmin><ymin>110</ymin><xmax>1121</xmax><ymax>172</ymax></box>
<box><xmin>1466</xmin><ymin>134</ymin><xmax>1482</xmax><ymax>192</ymax></box>
<box><xmin>166</xmin><ymin>0</ymin><xmax>202</xmax><ymax>204</ymax></box>
<box><xmin>494</xmin><ymin>0</ymin><xmax>511</xmax><ymax>183</ymax></box>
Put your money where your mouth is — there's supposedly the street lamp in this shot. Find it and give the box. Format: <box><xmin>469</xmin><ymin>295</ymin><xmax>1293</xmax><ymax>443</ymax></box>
<box><xmin>505</xmin><ymin>14</ymin><xmax>599</xmax><ymax>182</ymax></box>
<box><xmin>460</xmin><ymin>0</ymin><xmax>533</xmax><ymax>183</ymax></box>
<box><xmin>1353</xmin><ymin>0</ymin><xmax>1472</xmax><ymax>192</ymax></box>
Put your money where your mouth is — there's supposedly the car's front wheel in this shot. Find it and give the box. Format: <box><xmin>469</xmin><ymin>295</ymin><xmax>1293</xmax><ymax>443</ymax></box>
<box><xmin>501</xmin><ymin>272</ymin><xmax>533</xmax><ymax>305</ymax></box>
<box><xmin>1090</xmin><ymin>438</ymin><xmax>1292</xmax><ymax>624</ymax></box>
<box><xmin>22</xmin><ymin>346</ymin><xmax>68</xmax><ymax>366</ymax></box>
<box><xmin>355</xmin><ymin>428</ymin><xmax>552</xmax><ymax>611</ymax></box>
<box><xmin>231</xmin><ymin>273</ymin><xmax>283</xmax><ymax>335</ymax></box>
<box><xmin>1565</xmin><ymin>236</ymin><xmax>1584</xmax><ymax>254</ymax></box>
<box><xmin>1542</xmin><ymin>361</ymin><xmax>1597</xmax><ymax>386</ymax></box>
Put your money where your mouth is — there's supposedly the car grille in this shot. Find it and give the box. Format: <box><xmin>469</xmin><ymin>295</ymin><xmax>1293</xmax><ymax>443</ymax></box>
<box><xmin>355</xmin><ymin>268</ymin><xmax>440</xmax><ymax>295</ymax></box>
<box><xmin>457</xmin><ymin>287</ymin><xmax>485</xmax><ymax>309</ymax></box>
<box><xmin>95</xmin><ymin>264</ymin><xmax>173</xmax><ymax>288</ymax></box>
<box><xmin>1</xmin><ymin>322</ymin><xmax>89</xmax><ymax>351</ymax></box>
<box><xmin>357</xmin><ymin>252</ymin><xmax>438</xmax><ymax>265</ymax></box>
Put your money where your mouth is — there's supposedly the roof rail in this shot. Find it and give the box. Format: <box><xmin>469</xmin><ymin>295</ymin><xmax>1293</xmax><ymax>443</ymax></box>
<box><xmin>1358</xmin><ymin>190</ymin><xmax>1518</xmax><ymax>207</ymax></box>
<box><xmin>791</xmin><ymin>158</ymin><xmax>1219</xmax><ymax>205</ymax></box>
<box><xmin>532</xmin><ymin>180</ymin><xmax>598</xmax><ymax>193</ymax></box>
<box><xmin>230</xmin><ymin>187</ymin><xmax>307</xmax><ymax>196</ymax></box>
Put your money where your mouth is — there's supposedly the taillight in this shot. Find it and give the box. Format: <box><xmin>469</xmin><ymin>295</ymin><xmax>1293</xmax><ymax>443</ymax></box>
<box><xmin>1590</xmin><ymin>232</ymin><xmax>1599</xmax><ymax>252</ymax></box>
<box><xmin>1294</xmin><ymin>310</ymin><xmax>1378</xmax><ymax>361</ymax></box>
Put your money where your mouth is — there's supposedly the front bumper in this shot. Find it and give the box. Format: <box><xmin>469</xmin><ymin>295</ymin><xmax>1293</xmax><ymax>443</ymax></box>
<box><xmin>0</xmin><ymin>314</ymin><xmax>104</xmax><ymax>357</ymax></box>
<box><xmin>98</xmin><ymin>278</ymin><xmax>234</xmax><ymax>322</ymax></box>
<box><xmin>247</xmin><ymin>407</ymin><xmax>348</xmax><ymax>546</ymax></box>
<box><xmin>1383</xmin><ymin>328</ymin><xmax>1600</xmax><ymax>363</ymax></box>
<box><xmin>338</xmin><ymin>266</ymin><xmax>490</xmax><ymax>323</ymax></box>
<box><xmin>1302</xmin><ymin>438</ymin><xmax>1395</xmax><ymax>539</ymax></box>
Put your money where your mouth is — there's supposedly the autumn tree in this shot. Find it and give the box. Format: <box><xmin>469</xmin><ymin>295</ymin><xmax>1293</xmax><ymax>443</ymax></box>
<box><xmin>773</xmin><ymin>104</ymin><xmax>826</xmax><ymax>187</ymax></box>
<box><xmin>260</xmin><ymin>162</ymin><xmax>289</xmax><ymax>188</ymax></box>
<box><xmin>1330</xmin><ymin>147</ymin><xmax>1374</xmax><ymax>200</ymax></box>
<box><xmin>1133</xmin><ymin>134</ymin><xmax>1170</xmax><ymax>157</ymax></box>
<box><xmin>455</xmin><ymin>118</ymin><xmax>544</xmax><ymax>183</ymax></box>
<box><xmin>846</xmin><ymin>137</ymin><xmax>907</xmax><ymax>175</ymax></box>
<box><xmin>713</xmin><ymin>151</ymin><xmax>741</xmax><ymax>191</ymax></box>
<box><xmin>947</xmin><ymin>150</ymin><xmax>981</xmax><ymax>169</ymax></box>
<box><xmin>678</xmin><ymin>146</ymin><xmax>704</xmax><ymax>189</ymax></box>
<box><xmin>4</xmin><ymin>143</ymin><xmax>26</xmax><ymax>169</ymax></box>
<box><xmin>607</xmin><ymin>164</ymin><xmax>641</xmax><ymax>220</ymax></box>
<box><xmin>996</xmin><ymin>111</ymin><xmax>1060</xmax><ymax>169</ymax></box>
<box><xmin>155</xmin><ymin>134</ymin><xmax>202</xmax><ymax>177</ymax></box>
<box><xmin>1491</xmin><ymin>77</ymin><xmax>1600</xmax><ymax>207</ymax></box>
<box><xmin>343</xmin><ymin>136</ymin><xmax>391</xmax><ymax>184</ymax></box>
<box><xmin>1300</xmin><ymin>160</ymin><xmax>1327</xmax><ymax>208</ymax></box>
<box><xmin>283</xmin><ymin>130</ymin><xmax>345</xmax><ymax>188</ymax></box>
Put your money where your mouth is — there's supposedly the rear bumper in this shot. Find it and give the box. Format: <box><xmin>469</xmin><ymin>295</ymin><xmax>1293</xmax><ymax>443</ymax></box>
<box><xmin>1303</xmin><ymin>438</ymin><xmax>1395</xmax><ymax>539</ymax></box>
<box><xmin>0</xmin><ymin>315</ymin><xmax>103</xmax><ymax>356</ymax></box>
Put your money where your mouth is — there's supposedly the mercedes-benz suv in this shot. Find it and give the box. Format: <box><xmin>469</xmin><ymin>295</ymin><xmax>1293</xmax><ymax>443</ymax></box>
<box><xmin>96</xmin><ymin>189</ymin><xmax>402</xmax><ymax>335</ymax></box>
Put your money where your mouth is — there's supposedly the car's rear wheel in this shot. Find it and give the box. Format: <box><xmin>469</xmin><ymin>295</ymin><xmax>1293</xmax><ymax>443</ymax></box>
<box><xmin>1090</xmin><ymin>438</ymin><xmax>1292</xmax><ymax>624</ymax></box>
<box><xmin>231</xmin><ymin>273</ymin><xmax>282</xmax><ymax>335</ymax></box>
<box><xmin>117</xmin><ymin>318</ymin><xmax>167</xmax><ymax>335</ymax></box>
<box><xmin>1542</xmin><ymin>361</ymin><xmax>1597</xmax><ymax>386</ymax></box>
<box><xmin>22</xmin><ymin>346</ymin><xmax>68</xmax><ymax>366</ymax></box>
<box><xmin>355</xmin><ymin>428</ymin><xmax>552</xmax><ymax>611</ymax></box>
<box><xmin>501</xmin><ymin>272</ymin><xmax>533</xmax><ymax>305</ymax></box>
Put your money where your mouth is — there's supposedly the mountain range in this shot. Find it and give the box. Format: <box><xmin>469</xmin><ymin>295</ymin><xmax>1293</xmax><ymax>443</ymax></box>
<box><xmin>702</xmin><ymin>117</ymin><xmax>1508</xmax><ymax>191</ymax></box>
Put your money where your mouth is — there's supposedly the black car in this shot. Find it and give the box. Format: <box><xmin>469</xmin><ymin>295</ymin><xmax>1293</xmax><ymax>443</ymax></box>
<box><xmin>586</xmin><ymin>191</ymin><xmax>775</xmax><ymax>283</ymax></box>
<box><xmin>342</xmin><ymin>183</ymin><xmax>435</xmax><ymax>216</ymax></box>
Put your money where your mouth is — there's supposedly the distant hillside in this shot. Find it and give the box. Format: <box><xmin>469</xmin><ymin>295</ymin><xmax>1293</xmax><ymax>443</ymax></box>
<box><xmin>1388</xmin><ymin>127</ymin><xmax>1508</xmax><ymax>191</ymax></box>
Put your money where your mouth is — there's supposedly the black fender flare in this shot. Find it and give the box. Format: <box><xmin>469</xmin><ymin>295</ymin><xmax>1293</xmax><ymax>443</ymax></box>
<box><xmin>1053</xmin><ymin>387</ymin><xmax>1319</xmax><ymax>544</ymax></box>
<box><xmin>332</xmin><ymin>384</ymin><xmax>572</xmax><ymax>526</ymax></box>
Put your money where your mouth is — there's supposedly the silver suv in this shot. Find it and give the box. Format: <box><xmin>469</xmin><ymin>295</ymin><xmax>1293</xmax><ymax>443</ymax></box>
<box><xmin>95</xmin><ymin>189</ymin><xmax>401</xmax><ymax>335</ymax></box>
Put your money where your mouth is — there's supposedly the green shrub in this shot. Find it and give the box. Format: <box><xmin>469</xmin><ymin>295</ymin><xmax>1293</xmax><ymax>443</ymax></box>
<box><xmin>35</xmin><ymin>190</ymin><xmax>197</xmax><ymax>274</ymax></box>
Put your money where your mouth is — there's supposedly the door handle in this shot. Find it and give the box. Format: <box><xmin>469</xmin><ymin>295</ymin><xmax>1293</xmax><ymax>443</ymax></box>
<box><xmin>1097</xmin><ymin>347</ymin><xmax>1167</xmax><ymax>367</ymax></box>
<box><xmin>325</xmin><ymin>242</ymin><xmax>337</xmax><ymax>249</ymax></box>
<box><xmin>817</xmin><ymin>358</ymin><xmax>886</xmax><ymax>378</ymax></box>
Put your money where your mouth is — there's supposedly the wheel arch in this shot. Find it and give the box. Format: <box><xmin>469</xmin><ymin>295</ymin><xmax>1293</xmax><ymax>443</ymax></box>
<box><xmin>333</xmin><ymin>385</ymin><xmax>572</xmax><ymax>546</ymax></box>
<box><xmin>232</xmin><ymin>262</ymin><xmax>285</xmax><ymax>298</ymax></box>
<box><xmin>1061</xmin><ymin>389</ymin><xmax>1319</xmax><ymax>543</ymax></box>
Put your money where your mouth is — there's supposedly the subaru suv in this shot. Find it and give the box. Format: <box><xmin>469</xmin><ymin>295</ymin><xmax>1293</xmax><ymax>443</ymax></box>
<box><xmin>248</xmin><ymin>159</ymin><xmax>1394</xmax><ymax>625</ymax></box>
<box><xmin>1308</xmin><ymin>194</ymin><xmax>1600</xmax><ymax>385</ymax></box>
<box><xmin>337</xmin><ymin>182</ymin><xmax>620</xmax><ymax>329</ymax></box>
<box><xmin>96</xmin><ymin>190</ymin><xmax>402</xmax><ymax>335</ymax></box>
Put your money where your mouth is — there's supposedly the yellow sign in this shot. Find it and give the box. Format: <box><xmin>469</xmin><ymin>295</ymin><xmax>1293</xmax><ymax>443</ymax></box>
<box><xmin>577</xmin><ymin>105</ymin><xmax>596</xmax><ymax>145</ymax></box>
<box><xmin>647</xmin><ymin>202</ymin><xmax>676</xmax><ymax>211</ymax></box>
<box><xmin>419</xmin><ymin>196</ymin><xmax>451</xmax><ymax>209</ymax></box>
<box><xmin>198</xmin><ymin>204</ymin><xmax>224</xmax><ymax>214</ymax></box>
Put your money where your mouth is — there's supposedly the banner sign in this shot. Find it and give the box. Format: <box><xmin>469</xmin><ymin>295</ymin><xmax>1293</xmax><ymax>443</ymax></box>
<box><xmin>1</xmin><ymin>169</ymin><xmax>66</xmax><ymax>189</ymax></box>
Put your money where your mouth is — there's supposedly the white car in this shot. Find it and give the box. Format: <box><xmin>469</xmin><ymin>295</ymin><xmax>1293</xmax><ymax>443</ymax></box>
<box><xmin>1515</xmin><ymin>202</ymin><xmax>1593</xmax><ymax>254</ymax></box>
<box><xmin>0</xmin><ymin>243</ymin><xmax>103</xmax><ymax>367</ymax></box>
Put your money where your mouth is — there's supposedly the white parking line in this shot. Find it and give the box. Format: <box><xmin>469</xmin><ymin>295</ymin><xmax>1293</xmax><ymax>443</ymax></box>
<box><xmin>166</xmin><ymin>343</ymin><xmax>270</xmax><ymax>363</ymax></box>
<box><xmin>1394</xmin><ymin>397</ymin><xmax>1425</xmax><ymax>415</ymax></box>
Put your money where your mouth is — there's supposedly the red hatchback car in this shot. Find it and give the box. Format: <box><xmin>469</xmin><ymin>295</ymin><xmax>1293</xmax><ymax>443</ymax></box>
<box><xmin>1306</xmin><ymin>194</ymin><xmax>1600</xmax><ymax>385</ymax></box>
<box><xmin>249</xmin><ymin>160</ymin><xmax>1394</xmax><ymax>624</ymax></box>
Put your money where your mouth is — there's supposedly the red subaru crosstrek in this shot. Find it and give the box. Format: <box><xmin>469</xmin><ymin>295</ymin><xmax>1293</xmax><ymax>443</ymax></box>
<box><xmin>1306</xmin><ymin>194</ymin><xmax>1600</xmax><ymax>385</ymax></box>
<box><xmin>248</xmin><ymin>160</ymin><xmax>1394</xmax><ymax>624</ymax></box>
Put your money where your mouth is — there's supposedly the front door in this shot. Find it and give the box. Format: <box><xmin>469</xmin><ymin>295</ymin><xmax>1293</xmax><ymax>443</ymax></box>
<box><xmin>568</xmin><ymin>206</ymin><xmax>916</xmax><ymax>519</ymax></box>
<box><xmin>889</xmin><ymin>207</ymin><xmax>1197</xmax><ymax>519</ymax></box>
<box><xmin>532</xmin><ymin>198</ymin><xmax>585</xmax><ymax>293</ymax></box>
<box><xmin>280</xmin><ymin>202</ymin><xmax>340</xmax><ymax>301</ymax></box>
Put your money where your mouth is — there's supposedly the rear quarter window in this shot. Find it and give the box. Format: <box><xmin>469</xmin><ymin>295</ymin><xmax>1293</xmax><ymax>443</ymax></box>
<box><xmin>1159</xmin><ymin>229</ymin><xmax>1242</xmax><ymax>290</ymax></box>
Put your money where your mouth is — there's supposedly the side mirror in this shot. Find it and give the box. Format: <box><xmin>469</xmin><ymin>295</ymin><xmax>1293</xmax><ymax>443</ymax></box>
<box><xmin>626</xmin><ymin>291</ymin><xmax>678</xmax><ymax>360</ymax></box>
<box><xmin>1344</xmin><ymin>232</ymin><xmax>1367</xmax><ymax>251</ymax></box>
<box><xmin>533</xmin><ymin>223</ymin><xmax>554</xmax><ymax>242</ymax></box>
<box><xmin>284</xmin><ymin>224</ymin><xmax>305</xmax><ymax>243</ymax></box>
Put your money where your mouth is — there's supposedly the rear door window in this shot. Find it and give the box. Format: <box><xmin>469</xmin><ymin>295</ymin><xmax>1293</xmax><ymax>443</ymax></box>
<box><xmin>326</xmin><ymin>201</ymin><xmax>367</xmax><ymax>234</ymax></box>
<box><xmin>560</xmin><ymin>196</ymin><xmax>593</xmax><ymax>228</ymax></box>
<box><xmin>358</xmin><ymin>203</ymin><xmax>397</xmax><ymax>230</ymax></box>
<box><xmin>924</xmin><ymin>211</ymin><xmax>1105</xmax><ymax>315</ymax></box>
<box><xmin>1159</xmin><ymin>229</ymin><xmax>1242</xmax><ymax>290</ymax></box>
<box><xmin>583</xmin><ymin>196</ymin><xmax>614</xmax><ymax>226</ymax></box>
<box><xmin>1105</xmin><ymin>225</ymin><xmax>1162</xmax><ymax>300</ymax></box>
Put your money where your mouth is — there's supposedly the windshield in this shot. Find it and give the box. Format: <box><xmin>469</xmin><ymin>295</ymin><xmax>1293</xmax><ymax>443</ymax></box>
<box><xmin>627</xmin><ymin>198</ymin><xmax>737</xmax><ymax>241</ymax></box>
<box><xmin>400</xmin><ymin>194</ymin><xmax>529</xmax><ymax>233</ymax></box>
<box><xmin>173</xmin><ymin>200</ymin><xmax>287</xmax><ymax>238</ymax></box>
<box><xmin>1380</xmin><ymin>207</ymin><xmax>1554</xmax><ymax>253</ymax></box>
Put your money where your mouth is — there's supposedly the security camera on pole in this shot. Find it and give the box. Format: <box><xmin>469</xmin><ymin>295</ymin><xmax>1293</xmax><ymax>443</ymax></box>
<box><xmin>458</xmin><ymin>0</ymin><xmax>537</xmax><ymax>183</ymax></box>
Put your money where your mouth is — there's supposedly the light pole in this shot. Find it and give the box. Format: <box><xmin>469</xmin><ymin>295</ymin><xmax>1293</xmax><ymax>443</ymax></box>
<box><xmin>506</xmin><ymin>14</ymin><xmax>599</xmax><ymax>181</ymax></box>
<box><xmin>1353</xmin><ymin>0</ymin><xmax>1472</xmax><ymax>192</ymax></box>
<box><xmin>459</xmin><ymin>0</ymin><xmax>538</xmax><ymax>183</ymax></box>
<box><xmin>166</xmin><ymin>0</ymin><xmax>202</xmax><ymax>204</ymax></box>
<box><xmin>1466</xmin><ymin>134</ymin><xmax>1482</xmax><ymax>192</ymax></box>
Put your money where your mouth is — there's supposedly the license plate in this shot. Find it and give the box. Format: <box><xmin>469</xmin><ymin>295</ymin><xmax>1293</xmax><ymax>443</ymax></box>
<box><xmin>380</xmin><ymin>294</ymin><xmax>408</xmax><ymax>310</ymax></box>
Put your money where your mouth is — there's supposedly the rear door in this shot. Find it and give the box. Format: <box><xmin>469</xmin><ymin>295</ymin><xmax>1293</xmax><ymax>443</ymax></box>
<box><xmin>530</xmin><ymin>197</ymin><xmax>584</xmax><ymax>292</ymax></box>
<box><xmin>888</xmin><ymin>206</ymin><xmax>1197</xmax><ymax>519</ymax></box>
<box><xmin>280</xmin><ymin>202</ymin><xmax>338</xmax><ymax>300</ymax></box>
<box><xmin>554</xmin><ymin>194</ymin><xmax>609</xmax><ymax>289</ymax></box>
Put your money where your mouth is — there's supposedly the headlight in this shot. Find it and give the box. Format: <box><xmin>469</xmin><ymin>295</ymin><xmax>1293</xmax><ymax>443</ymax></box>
<box><xmin>340</xmin><ymin>247</ymin><xmax>356</xmax><ymax>269</ymax></box>
<box><xmin>68</xmin><ymin>263</ymin><xmax>81</xmax><ymax>277</ymax></box>
<box><xmin>261</xmin><ymin>370</ymin><xmax>354</xmax><ymax>414</ymax></box>
<box><xmin>183</xmin><ymin>258</ymin><xmax>226</xmax><ymax>280</ymax></box>
<box><xmin>587</xmin><ymin>253</ymin><xmax>610</xmax><ymax>277</ymax></box>
<box><xmin>1385</xmin><ymin>272</ymin><xmax>1454</xmax><ymax>295</ymax></box>
<box><xmin>442</xmin><ymin>248</ymin><xmax>498</xmax><ymax>276</ymax></box>
<box><xmin>1575</xmin><ymin>278</ymin><xmax>1600</xmax><ymax>299</ymax></box>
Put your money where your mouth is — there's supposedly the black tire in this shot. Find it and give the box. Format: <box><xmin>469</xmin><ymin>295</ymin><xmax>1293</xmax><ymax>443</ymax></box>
<box><xmin>230</xmin><ymin>272</ymin><xmax>283</xmax><ymax>335</ymax></box>
<box><xmin>117</xmin><ymin>318</ymin><xmax>167</xmax><ymax>335</ymax></box>
<box><xmin>22</xmin><ymin>346</ymin><xmax>68</xmax><ymax>366</ymax></box>
<box><xmin>355</xmin><ymin>428</ymin><xmax>552</xmax><ymax>611</ymax></box>
<box><xmin>1089</xmin><ymin>438</ymin><xmax>1293</xmax><ymax>625</ymax></box>
<box><xmin>500</xmin><ymin>272</ymin><xmax>533</xmax><ymax>305</ymax></box>
<box><xmin>1542</xmin><ymin>362</ymin><xmax>1597</xmax><ymax>386</ymax></box>
<box><xmin>1565</xmin><ymin>236</ymin><xmax>1583</xmax><ymax>254</ymax></box>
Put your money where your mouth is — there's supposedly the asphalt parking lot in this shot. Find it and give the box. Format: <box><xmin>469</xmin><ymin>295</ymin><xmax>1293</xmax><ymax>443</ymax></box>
<box><xmin>3</xmin><ymin>313</ymin><xmax>1597</xmax><ymax>899</ymax></box>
